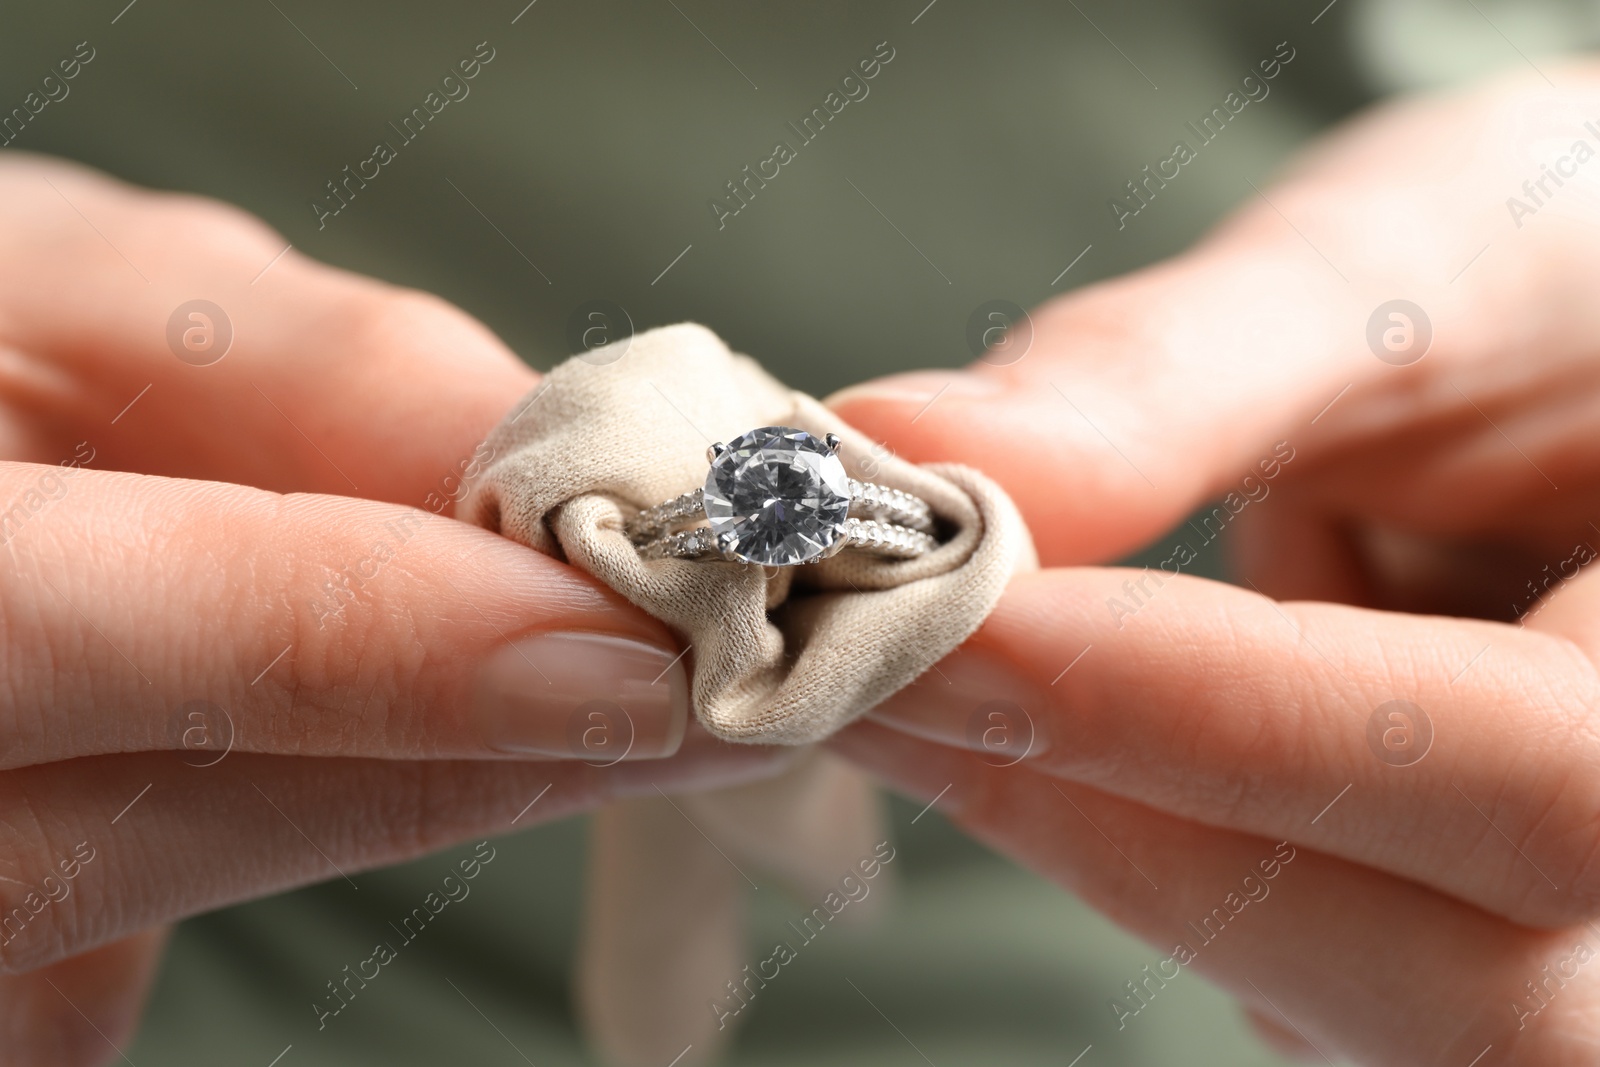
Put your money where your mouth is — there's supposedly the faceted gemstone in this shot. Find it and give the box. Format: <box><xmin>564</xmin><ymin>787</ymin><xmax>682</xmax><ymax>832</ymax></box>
<box><xmin>703</xmin><ymin>426</ymin><xmax>850</xmax><ymax>565</ymax></box>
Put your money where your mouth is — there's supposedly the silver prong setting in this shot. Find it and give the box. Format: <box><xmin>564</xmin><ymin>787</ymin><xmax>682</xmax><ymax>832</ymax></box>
<box><xmin>629</xmin><ymin>426</ymin><xmax>935</xmax><ymax>565</ymax></box>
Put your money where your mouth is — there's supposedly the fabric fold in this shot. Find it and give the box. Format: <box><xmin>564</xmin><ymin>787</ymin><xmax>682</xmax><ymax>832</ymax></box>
<box><xmin>460</xmin><ymin>322</ymin><xmax>1034</xmax><ymax>1065</ymax></box>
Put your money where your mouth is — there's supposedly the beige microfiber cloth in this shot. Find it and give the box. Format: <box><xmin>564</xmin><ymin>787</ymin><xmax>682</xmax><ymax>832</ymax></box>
<box><xmin>460</xmin><ymin>323</ymin><xmax>1035</xmax><ymax>1065</ymax></box>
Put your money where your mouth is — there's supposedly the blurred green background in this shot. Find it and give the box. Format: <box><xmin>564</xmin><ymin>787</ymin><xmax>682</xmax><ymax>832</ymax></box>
<box><xmin>3</xmin><ymin>0</ymin><xmax>1589</xmax><ymax>1062</ymax></box>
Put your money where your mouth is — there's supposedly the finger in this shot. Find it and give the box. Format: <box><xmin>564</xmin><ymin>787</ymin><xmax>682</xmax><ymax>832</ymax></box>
<box><xmin>829</xmin><ymin>721</ymin><xmax>1599</xmax><ymax>1067</ymax></box>
<box><xmin>0</xmin><ymin>462</ymin><xmax>691</xmax><ymax>766</ymax></box>
<box><xmin>827</xmin><ymin>78</ymin><xmax>1600</xmax><ymax>565</ymax></box>
<box><xmin>1226</xmin><ymin>500</ymin><xmax>1376</xmax><ymax>607</ymax></box>
<box><xmin>0</xmin><ymin>928</ymin><xmax>167</xmax><ymax>1067</ymax></box>
<box><xmin>828</xmin><ymin>253</ymin><xmax>1360</xmax><ymax>566</ymax></box>
<box><xmin>1524</xmin><ymin>564</ymin><xmax>1600</xmax><ymax>662</ymax></box>
<box><xmin>1231</xmin><ymin>498</ymin><xmax>1571</xmax><ymax>622</ymax></box>
<box><xmin>866</xmin><ymin>568</ymin><xmax>1600</xmax><ymax>927</ymax></box>
<box><xmin>0</xmin><ymin>731</ymin><xmax>789</xmax><ymax>976</ymax></box>
<box><xmin>0</xmin><ymin>153</ymin><xmax>534</xmax><ymax>504</ymax></box>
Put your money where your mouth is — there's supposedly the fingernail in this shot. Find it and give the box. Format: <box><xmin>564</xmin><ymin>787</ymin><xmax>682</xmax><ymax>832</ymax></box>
<box><xmin>474</xmin><ymin>632</ymin><xmax>689</xmax><ymax>761</ymax></box>
<box><xmin>826</xmin><ymin>370</ymin><xmax>1004</xmax><ymax>408</ymax></box>
<box><xmin>867</xmin><ymin>647</ymin><xmax>1049</xmax><ymax>764</ymax></box>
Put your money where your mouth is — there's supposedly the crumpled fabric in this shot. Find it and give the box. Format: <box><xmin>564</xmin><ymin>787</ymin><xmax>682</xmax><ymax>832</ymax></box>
<box><xmin>460</xmin><ymin>322</ymin><xmax>1035</xmax><ymax>1065</ymax></box>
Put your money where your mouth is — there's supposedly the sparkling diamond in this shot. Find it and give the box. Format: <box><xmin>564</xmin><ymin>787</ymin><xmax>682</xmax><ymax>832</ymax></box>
<box><xmin>703</xmin><ymin>426</ymin><xmax>850</xmax><ymax>565</ymax></box>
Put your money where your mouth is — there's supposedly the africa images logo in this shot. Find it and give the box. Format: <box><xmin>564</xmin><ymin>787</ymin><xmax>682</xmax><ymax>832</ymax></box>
<box><xmin>310</xmin><ymin>42</ymin><xmax>497</xmax><ymax>229</ymax></box>
<box><xmin>1504</xmin><ymin>120</ymin><xmax>1600</xmax><ymax>229</ymax></box>
<box><xmin>708</xmin><ymin>841</ymin><xmax>897</xmax><ymax>1029</ymax></box>
<box><xmin>1107</xmin><ymin>41</ymin><xmax>1296</xmax><ymax>229</ymax></box>
<box><xmin>707</xmin><ymin>40</ymin><xmax>896</xmax><ymax>230</ymax></box>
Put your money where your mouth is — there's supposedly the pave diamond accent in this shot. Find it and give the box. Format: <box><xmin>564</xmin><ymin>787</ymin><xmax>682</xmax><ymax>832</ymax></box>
<box><xmin>636</xmin><ymin>526</ymin><xmax>717</xmax><ymax>562</ymax></box>
<box><xmin>840</xmin><ymin>518</ymin><xmax>937</xmax><ymax>558</ymax></box>
<box><xmin>702</xmin><ymin>426</ymin><xmax>851</xmax><ymax>566</ymax></box>
<box><xmin>845</xmin><ymin>479</ymin><xmax>934</xmax><ymax>532</ymax></box>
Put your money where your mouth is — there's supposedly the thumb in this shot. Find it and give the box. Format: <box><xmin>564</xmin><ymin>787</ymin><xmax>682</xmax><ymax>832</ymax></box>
<box><xmin>827</xmin><ymin>249</ymin><xmax>1370</xmax><ymax>564</ymax></box>
<box><xmin>824</xmin><ymin>72</ymin><xmax>1599</xmax><ymax>566</ymax></box>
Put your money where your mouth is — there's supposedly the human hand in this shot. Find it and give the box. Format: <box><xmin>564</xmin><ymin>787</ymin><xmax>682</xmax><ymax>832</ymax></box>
<box><xmin>830</xmin><ymin>68</ymin><xmax>1600</xmax><ymax>1064</ymax></box>
<box><xmin>0</xmin><ymin>156</ymin><xmax>780</xmax><ymax>1066</ymax></box>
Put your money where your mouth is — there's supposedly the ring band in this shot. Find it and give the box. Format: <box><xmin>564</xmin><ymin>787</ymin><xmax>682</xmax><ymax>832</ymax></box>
<box><xmin>625</xmin><ymin>426</ymin><xmax>937</xmax><ymax>566</ymax></box>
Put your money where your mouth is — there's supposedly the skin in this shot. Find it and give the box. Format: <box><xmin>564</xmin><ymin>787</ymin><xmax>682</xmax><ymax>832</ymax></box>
<box><xmin>0</xmin><ymin>153</ymin><xmax>785</xmax><ymax>1066</ymax></box>
<box><xmin>11</xmin><ymin>63</ymin><xmax>1600</xmax><ymax>1067</ymax></box>
<box><xmin>828</xmin><ymin>68</ymin><xmax>1600</xmax><ymax>1064</ymax></box>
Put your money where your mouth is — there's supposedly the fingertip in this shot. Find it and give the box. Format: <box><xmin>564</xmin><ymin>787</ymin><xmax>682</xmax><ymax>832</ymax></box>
<box><xmin>825</xmin><ymin>369</ymin><xmax>1015</xmax><ymax>459</ymax></box>
<box><xmin>0</xmin><ymin>928</ymin><xmax>168</xmax><ymax>1067</ymax></box>
<box><xmin>826</xmin><ymin>368</ymin><xmax>1005</xmax><ymax>412</ymax></box>
<box><xmin>471</xmin><ymin>631</ymin><xmax>689</xmax><ymax>762</ymax></box>
<box><xmin>829</xmin><ymin>370</ymin><xmax>1173</xmax><ymax>564</ymax></box>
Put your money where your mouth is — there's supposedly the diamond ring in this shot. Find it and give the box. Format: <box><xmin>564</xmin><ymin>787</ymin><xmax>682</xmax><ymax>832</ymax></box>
<box><xmin>626</xmin><ymin>426</ymin><xmax>938</xmax><ymax>566</ymax></box>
